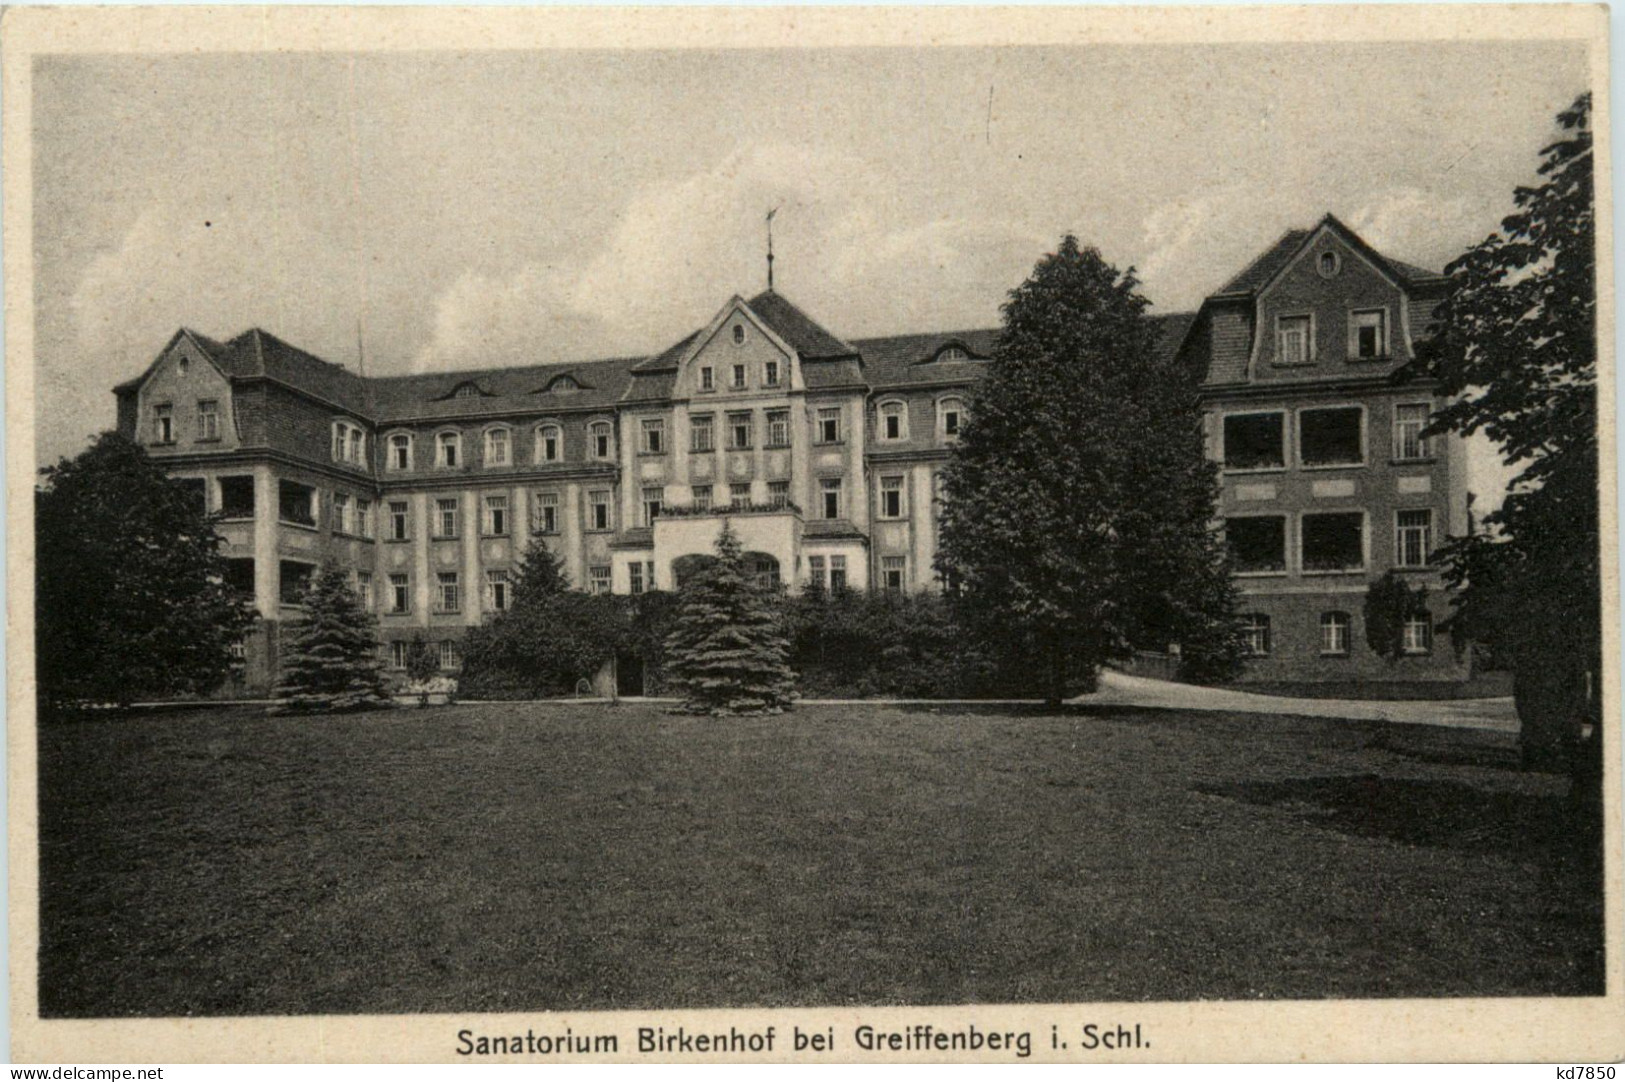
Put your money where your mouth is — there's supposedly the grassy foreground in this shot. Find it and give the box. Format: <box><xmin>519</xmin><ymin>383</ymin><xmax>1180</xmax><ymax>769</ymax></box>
<box><xmin>38</xmin><ymin>701</ymin><xmax>1601</xmax><ymax>1016</ymax></box>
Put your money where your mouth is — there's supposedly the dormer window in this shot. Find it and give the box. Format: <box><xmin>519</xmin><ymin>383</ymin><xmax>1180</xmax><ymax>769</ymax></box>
<box><xmin>937</xmin><ymin>346</ymin><xmax>969</xmax><ymax>363</ymax></box>
<box><xmin>484</xmin><ymin>426</ymin><xmax>511</xmax><ymax>467</ymax></box>
<box><xmin>535</xmin><ymin>423</ymin><xmax>562</xmax><ymax>463</ymax></box>
<box><xmin>878</xmin><ymin>400</ymin><xmax>908</xmax><ymax>442</ymax></box>
<box><xmin>551</xmin><ymin>375</ymin><xmax>577</xmax><ymax>392</ymax></box>
<box><xmin>436</xmin><ymin>430</ymin><xmax>461</xmax><ymax>468</ymax></box>
<box><xmin>387</xmin><ymin>433</ymin><xmax>412</xmax><ymax>471</ymax></box>
<box><xmin>454</xmin><ymin>382</ymin><xmax>483</xmax><ymax>399</ymax></box>
<box><xmin>331</xmin><ymin>420</ymin><xmax>367</xmax><ymax>466</ymax></box>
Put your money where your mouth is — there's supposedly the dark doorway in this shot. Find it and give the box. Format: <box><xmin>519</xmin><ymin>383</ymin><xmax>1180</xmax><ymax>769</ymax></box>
<box><xmin>616</xmin><ymin>653</ymin><xmax>645</xmax><ymax>697</ymax></box>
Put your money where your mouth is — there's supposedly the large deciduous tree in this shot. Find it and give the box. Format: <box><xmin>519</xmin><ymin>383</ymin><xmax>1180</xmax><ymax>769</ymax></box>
<box><xmin>936</xmin><ymin>236</ymin><xmax>1241</xmax><ymax>708</ymax></box>
<box><xmin>35</xmin><ymin>432</ymin><xmax>257</xmax><ymax>713</ymax></box>
<box><xmin>271</xmin><ymin>560</ymin><xmax>393</xmax><ymax>714</ymax></box>
<box><xmin>663</xmin><ymin>523</ymin><xmax>795</xmax><ymax>715</ymax></box>
<box><xmin>1412</xmin><ymin>92</ymin><xmax>1599</xmax><ymax>770</ymax></box>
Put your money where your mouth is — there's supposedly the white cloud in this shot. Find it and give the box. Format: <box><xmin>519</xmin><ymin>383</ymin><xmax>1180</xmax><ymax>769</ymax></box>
<box><xmin>1346</xmin><ymin>187</ymin><xmax>1486</xmax><ymax>271</ymax></box>
<box><xmin>411</xmin><ymin>143</ymin><xmax>1047</xmax><ymax>370</ymax></box>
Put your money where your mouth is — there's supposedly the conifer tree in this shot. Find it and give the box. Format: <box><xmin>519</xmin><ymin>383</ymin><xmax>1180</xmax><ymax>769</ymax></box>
<box><xmin>936</xmin><ymin>236</ymin><xmax>1241</xmax><ymax>707</ymax></box>
<box><xmin>663</xmin><ymin>523</ymin><xmax>796</xmax><ymax>715</ymax></box>
<box><xmin>270</xmin><ymin>560</ymin><xmax>392</xmax><ymax>714</ymax></box>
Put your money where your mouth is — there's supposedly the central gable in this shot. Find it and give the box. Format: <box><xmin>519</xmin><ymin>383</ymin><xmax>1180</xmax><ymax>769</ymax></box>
<box><xmin>672</xmin><ymin>297</ymin><xmax>798</xmax><ymax>399</ymax></box>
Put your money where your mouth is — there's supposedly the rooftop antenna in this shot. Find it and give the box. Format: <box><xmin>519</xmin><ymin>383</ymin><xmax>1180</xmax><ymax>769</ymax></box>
<box><xmin>766</xmin><ymin>205</ymin><xmax>779</xmax><ymax>292</ymax></box>
<box><xmin>355</xmin><ymin>314</ymin><xmax>367</xmax><ymax>377</ymax></box>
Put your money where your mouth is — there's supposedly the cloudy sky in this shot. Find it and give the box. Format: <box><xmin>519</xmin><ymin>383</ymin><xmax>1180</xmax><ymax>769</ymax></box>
<box><xmin>33</xmin><ymin>41</ymin><xmax>1588</xmax><ymax>468</ymax></box>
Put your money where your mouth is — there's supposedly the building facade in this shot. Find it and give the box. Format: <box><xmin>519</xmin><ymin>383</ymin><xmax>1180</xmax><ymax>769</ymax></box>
<box><xmin>112</xmin><ymin>214</ymin><xmax>1470</xmax><ymax>691</ymax></box>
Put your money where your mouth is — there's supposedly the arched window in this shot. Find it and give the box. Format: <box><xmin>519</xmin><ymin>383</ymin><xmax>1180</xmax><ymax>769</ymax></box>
<box><xmin>1319</xmin><ymin>611</ymin><xmax>1351</xmax><ymax>656</ymax></box>
<box><xmin>877</xmin><ymin>400</ymin><xmax>908</xmax><ymax>442</ymax></box>
<box><xmin>589</xmin><ymin>420</ymin><xmax>614</xmax><ymax>461</ymax></box>
<box><xmin>938</xmin><ymin>396</ymin><xmax>966</xmax><ymax>441</ymax></box>
<box><xmin>435</xmin><ymin>430</ymin><xmax>461</xmax><ymax>469</ymax></box>
<box><xmin>535</xmin><ymin>423</ymin><xmax>562</xmax><ymax>464</ymax></box>
<box><xmin>936</xmin><ymin>346</ymin><xmax>969</xmax><ymax>363</ymax></box>
<box><xmin>483</xmin><ymin>425</ymin><xmax>511</xmax><ymax>467</ymax></box>
<box><xmin>386</xmin><ymin>432</ymin><xmax>413</xmax><ymax>472</ymax></box>
<box><xmin>331</xmin><ymin>419</ymin><xmax>367</xmax><ymax>466</ymax></box>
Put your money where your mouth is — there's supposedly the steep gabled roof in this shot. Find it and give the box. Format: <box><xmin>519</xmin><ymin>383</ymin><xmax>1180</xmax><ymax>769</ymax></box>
<box><xmin>112</xmin><ymin>327</ymin><xmax>231</xmax><ymax>392</ymax></box>
<box><xmin>1214</xmin><ymin>214</ymin><xmax>1442</xmax><ymax>297</ymax></box>
<box><xmin>210</xmin><ymin>328</ymin><xmax>371</xmax><ymax>413</ymax></box>
<box><xmin>1215</xmin><ymin>228</ymin><xmax>1314</xmax><ymax>295</ymax></box>
<box><xmin>744</xmin><ymin>290</ymin><xmax>858</xmax><ymax>360</ymax></box>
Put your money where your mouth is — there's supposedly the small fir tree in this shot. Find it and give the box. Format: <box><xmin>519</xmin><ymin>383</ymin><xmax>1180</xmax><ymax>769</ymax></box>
<box><xmin>663</xmin><ymin>523</ymin><xmax>795</xmax><ymax>715</ymax></box>
<box><xmin>270</xmin><ymin>560</ymin><xmax>392</xmax><ymax>714</ymax></box>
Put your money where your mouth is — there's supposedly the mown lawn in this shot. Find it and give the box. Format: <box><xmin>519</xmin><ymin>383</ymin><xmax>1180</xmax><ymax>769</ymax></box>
<box><xmin>38</xmin><ymin>701</ymin><xmax>1602</xmax><ymax>1016</ymax></box>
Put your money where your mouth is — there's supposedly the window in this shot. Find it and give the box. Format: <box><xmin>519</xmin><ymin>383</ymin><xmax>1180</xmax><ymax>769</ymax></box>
<box><xmin>1320</xmin><ymin>611</ymin><xmax>1351</xmax><ymax>656</ymax></box>
<box><xmin>732</xmin><ymin>324</ymin><xmax>745</xmax><ymax>346</ymax></box>
<box><xmin>532</xmin><ymin>491</ymin><xmax>559</xmax><ymax>534</ymax></box>
<box><xmin>390</xmin><ymin>641</ymin><xmax>409</xmax><ymax>669</ymax></box>
<box><xmin>1223</xmin><ymin>412</ymin><xmax>1285</xmax><ymax>471</ymax></box>
<box><xmin>819</xmin><ymin>477</ymin><xmax>843</xmax><ymax>520</ymax></box>
<box><xmin>224</xmin><ymin>557</ymin><xmax>255</xmax><ymax>597</ymax></box>
<box><xmin>388</xmin><ymin>500</ymin><xmax>410</xmax><ymax>541</ymax></box>
<box><xmin>881</xmin><ymin>555</ymin><xmax>906</xmax><ymax>594</ymax></box>
<box><xmin>388</xmin><ymin>433</ymin><xmax>412</xmax><ymax>471</ymax></box>
<box><xmin>1302</xmin><ymin>512</ymin><xmax>1365</xmax><ymax>573</ymax></box>
<box><xmin>879</xmin><ymin>401</ymin><xmax>908</xmax><ymax>441</ymax></box>
<box><xmin>642</xmin><ymin>486</ymin><xmax>664</xmax><ymax>527</ymax></box>
<box><xmin>484</xmin><ymin>427</ymin><xmax>511</xmax><ymax>467</ymax></box>
<box><xmin>220</xmin><ymin>476</ymin><xmax>255</xmax><ymax>518</ymax></box>
<box><xmin>197</xmin><ymin>400</ymin><xmax>220</xmax><ymax>441</ymax></box>
<box><xmin>808</xmin><ymin>555</ymin><xmax>826</xmax><ymax>589</ymax></box>
<box><xmin>879</xmin><ymin>475</ymin><xmax>905</xmax><ymax>519</ymax></box>
<box><xmin>938</xmin><ymin>346</ymin><xmax>969</xmax><ymax>363</ymax></box>
<box><xmin>816</xmin><ymin>408</ymin><xmax>842</xmax><ymax>444</ymax></box>
<box><xmin>768</xmin><ymin>481</ymin><xmax>790</xmax><ymax>509</ymax></box>
<box><xmin>278</xmin><ymin>481</ymin><xmax>316</xmax><ymax>527</ymax></box>
<box><xmin>589</xmin><ymin>565</ymin><xmax>612</xmax><ymax>595</ymax></box>
<box><xmin>641</xmin><ymin>418</ymin><xmax>665</xmax><ymax>455</ymax></box>
<box><xmin>1350</xmin><ymin>309</ymin><xmax>1387</xmax><ymax>359</ymax></box>
<box><xmin>731</xmin><ymin>363</ymin><xmax>746</xmax><ymax>389</ymax></box>
<box><xmin>1394</xmin><ymin>403</ymin><xmax>1431</xmax><ymax>461</ymax></box>
<box><xmin>590</xmin><ymin>422</ymin><xmax>613</xmax><ymax>460</ymax></box>
<box><xmin>354</xmin><ymin>571</ymin><xmax>374</xmax><ymax>611</ymax></box>
<box><xmin>747</xmin><ymin>555</ymin><xmax>780</xmax><ymax>590</ymax></box>
<box><xmin>356</xmin><ymin>498</ymin><xmax>373</xmax><ymax>539</ymax></box>
<box><xmin>939</xmin><ymin>397</ymin><xmax>965</xmax><ymax>440</ymax></box>
<box><xmin>1299</xmin><ymin>407</ymin><xmax>1364</xmax><ymax>467</ymax></box>
<box><xmin>1241</xmin><ymin>614</ymin><xmax>1271</xmax><ymax>656</ymax></box>
<box><xmin>767</xmin><ymin>410</ymin><xmax>790</xmax><ymax>448</ymax></box>
<box><xmin>229</xmin><ymin>639</ymin><xmax>248</xmax><ymax>662</ymax></box>
<box><xmin>690</xmin><ymin>415</ymin><xmax>714</xmax><ymax>453</ymax></box>
<box><xmin>729</xmin><ymin>412</ymin><xmax>753</xmax><ymax>450</ymax></box>
<box><xmin>692</xmin><ymin>485</ymin><xmax>713</xmax><ymax>511</ymax></box>
<box><xmin>700</xmin><ymin>366</ymin><xmax>715</xmax><ymax>392</ymax></box>
<box><xmin>535</xmin><ymin>424</ymin><xmax>562</xmax><ymax>464</ymax></box>
<box><xmin>436</xmin><ymin>498</ymin><xmax>459</xmax><ymax>539</ymax></box>
<box><xmin>1226</xmin><ymin>516</ymin><xmax>1287</xmax><ymax>574</ymax></box>
<box><xmin>176</xmin><ymin>477</ymin><xmax>208</xmax><ymax>515</ymax></box>
<box><xmin>332</xmin><ymin>420</ymin><xmax>367</xmax><ymax>465</ymax></box>
<box><xmin>389</xmin><ymin>573</ymin><xmax>410</xmax><ymax>613</ymax></box>
<box><xmin>486</xmin><ymin>569</ymin><xmax>511</xmax><ymax>612</ymax></box>
<box><xmin>436</xmin><ymin>572</ymin><xmax>460</xmax><ymax>613</ymax></box>
<box><xmin>1318</xmin><ymin>251</ymin><xmax>1341</xmax><ymax>278</ymax></box>
<box><xmin>484</xmin><ymin>494</ymin><xmax>509</xmax><ymax>536</ymax></box>
<box><xmin>1276</xmin><ymin>315</ymin><xmax>1312</xmax><ymax>365</ymax></box>
<box><xmin>1396</xmin><ymin>509</ymin><xmax>1433</xmax><ymax>568</ymax></box>
<box><xmin>1402</xmin><ymin>614</ymin><xmax>1433</xmax><ymax>655</ymax></box>
<box><xmin>436</xmin><ymin>431</ymin><xmax>460</xmax><ymax>468</ymax></box>
<box><xmin>829</xmin><ymin>555</ymin><xmax>848</xmax><ymax>592</ymax></box>
<box><xmin>765</xmin><ymin>360</ymin><xmax>781</xmax><ymax>387</ymax></box>
<box><xmin>588</xmin><ymin>490</ymin><xmax>612</xmax><ymax>531</ymax></box>
<box><xmin>730</xmin><ymin>483</ymin><xmax>751</xmax><ymax>508</ymax></box>
<box><xmin>439</xmin><ymin>641</ymin><xmax>461</xmax><ymax>670</ymax></box>
<box><xmin>333</xmin><ymin>493</ymin><xmax>351</xmax><ymax>535</ymax></box>
<box><xmin>629</xmin><ymin>561</ymin><xmax>655</xmax><ymax>596</ymax></box>
<box><xmin>279</xmin><ymin>561</ymin><xmax>315</xmax><ymax>606</ymax></box>
<box><xmin>153</xmin><ymin>404</ymin><xmax>174</xmax><ymax>444</ymax></box>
